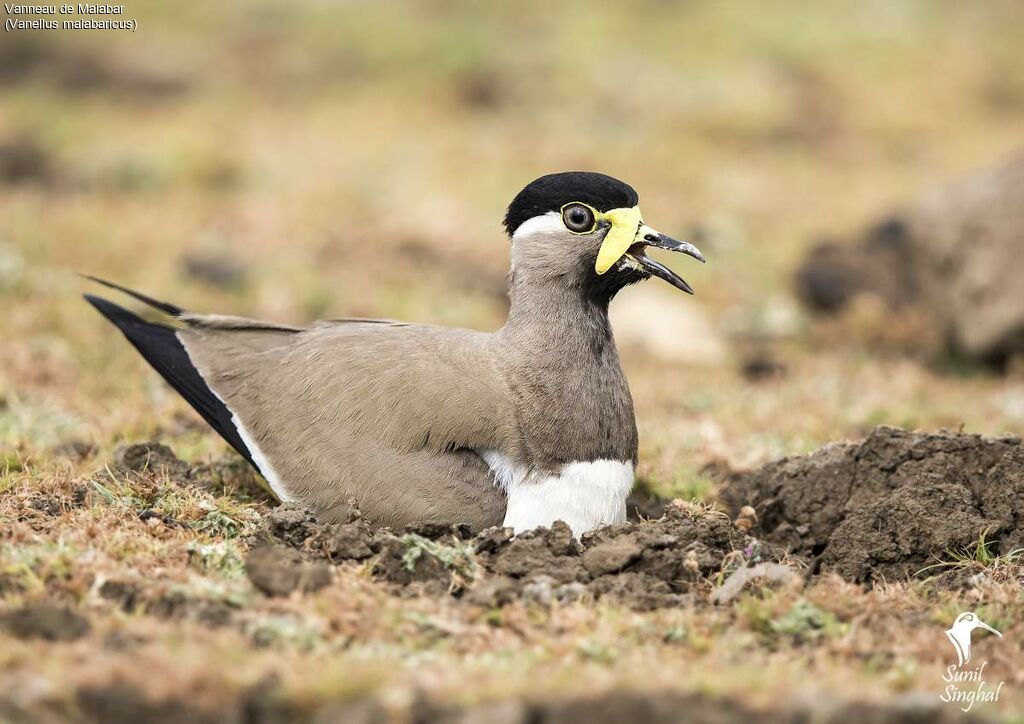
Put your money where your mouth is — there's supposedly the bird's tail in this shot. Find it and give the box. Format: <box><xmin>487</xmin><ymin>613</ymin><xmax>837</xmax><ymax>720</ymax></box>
<box><xmin>83</xmin><ymin>282</ymin><xmax>258</xmax><ymax>472</ymax></box>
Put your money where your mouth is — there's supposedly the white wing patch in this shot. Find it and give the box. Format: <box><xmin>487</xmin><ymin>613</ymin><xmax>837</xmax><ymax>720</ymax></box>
<box><xmin>180</xmin><ymin>328</ymin><xmax>293</xmax><ymax>502</ymax></box>
<box><xmin>478</xmin><ymin>448</ymin><xmax>523</xmax><ymax>492</ymax></box>
<box><xmin>479</xmin><ymin>450</ymin><xmax>633</xmax><ymax>537</ymax></box>
<box><xmin>228</xmin><ymin>412</ymin><xmax>292</xmax><ymax>502</ymax></box>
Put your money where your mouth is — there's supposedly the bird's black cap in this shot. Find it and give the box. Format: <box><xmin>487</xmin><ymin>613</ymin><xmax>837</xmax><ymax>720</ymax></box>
<box><xmin>504</xmin><ymin>172</ymin><xmax>639</xmax><ymax>236</ymax></box>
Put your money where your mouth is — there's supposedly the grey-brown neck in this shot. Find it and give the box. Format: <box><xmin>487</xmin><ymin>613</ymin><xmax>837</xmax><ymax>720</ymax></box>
<box><xmin>495</xmin><ymin>270</ymin><xmax>638</xmax><ymax>470</ymax></box>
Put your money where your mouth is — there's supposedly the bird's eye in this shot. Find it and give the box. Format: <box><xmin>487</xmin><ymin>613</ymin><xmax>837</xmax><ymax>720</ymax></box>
<box><xmin>562</xmin><ymin>203</ymin><xmax>596</xmax><ymax>233</ymax></box>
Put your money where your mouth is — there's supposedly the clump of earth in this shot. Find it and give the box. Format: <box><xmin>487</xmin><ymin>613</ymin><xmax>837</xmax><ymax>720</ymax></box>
<box><xmin>6</xmin><ymin>427</ymin><xmax>1018</xmax><ymax>721</ymax></box>
<box><xmin>796</xmin><ymin>151</ymin><xmax>1024</xmax><ymax>367</ymax></box>
<box><xmin>71</xmin><ymin>682</ymin><xmax>969</xmax><ymax>724</ymax></box>
<box><xmin>255</xmin><ymin>425</ymin><xmax>1022</xmax><ymax>599</ymax></box>
<box><xmin>722</xmin><ymin>425</ymin><xmax>1023</xmax><ymax>583</ymax></box>
<box><xmin>258</xmin><ymin>497</ymin><xmax>786</xmax><ymax>610</ymax></box>
<box><xmin>67</xmin><ymin>426</ymin><xmax>1024</xmax><ymax>612</ymax></box>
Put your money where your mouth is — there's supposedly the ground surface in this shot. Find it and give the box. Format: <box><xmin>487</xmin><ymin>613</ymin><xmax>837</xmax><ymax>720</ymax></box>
<box><xmin>2</xmin><ymin>1</ymin><xmax>1024</xmax><ymax>721</ymax></box>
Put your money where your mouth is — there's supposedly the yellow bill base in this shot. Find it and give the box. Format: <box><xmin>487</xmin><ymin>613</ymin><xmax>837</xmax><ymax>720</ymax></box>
<box><xmin>594</xmin><ymin>206</ymin><xmax>643</xmax><ymax>274</ymax></box>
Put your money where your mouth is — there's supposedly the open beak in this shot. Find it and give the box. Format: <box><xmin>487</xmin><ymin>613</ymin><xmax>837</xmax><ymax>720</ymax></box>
<box><xmin>625</xmin><ymin>225</ymin><xmax>705</xmax><ymax>294</ymax></box>
<box><xmin>593</xmin><ymin>206</ymin><xmax>704</xmax><ymax>294</ymax></box>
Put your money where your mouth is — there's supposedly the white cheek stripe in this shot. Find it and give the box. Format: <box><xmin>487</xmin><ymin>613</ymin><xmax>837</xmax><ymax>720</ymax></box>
<box><xmin>479</xmin><ymin>451</ymin><xmax>633</xmax><ymax>538</ymax></box>
<box><xmin>511</xmin><ymin>211</ymin><xmax>564</xmax><ymax>239</ymax></box>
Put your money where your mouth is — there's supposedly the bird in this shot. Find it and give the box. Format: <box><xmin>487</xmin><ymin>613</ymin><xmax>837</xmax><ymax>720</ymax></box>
<box><xmin>946</xmin><ymin>612</ymin><xmax>1002</xmax><ymax>667</ymax></box>
<box><xmin>85</xmin><ymin>171</ymin><xmax>705</xmax><ymax>537</ymax></box>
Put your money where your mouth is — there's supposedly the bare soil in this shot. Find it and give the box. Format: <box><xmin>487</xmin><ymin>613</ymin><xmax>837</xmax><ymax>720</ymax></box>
<box><xmin>5</xmin><ymin>426</ymin><xmax>1020</xmax><ymax>721</ymax></box>
<box><xmin>249</xmin><ymin>425</ymin><xmax>1024</xmax><ymax>608</ymax></box>
<box><xmin>722</xmin><ymin>426</ymin><xmax>1023</xmax><ymax>583</ymax></box>
<box><xmin>0</xmin><ymin>604</ymin><xmax>91</xmax><ymax>642</ymax></box>
<box><xmin>261</xmin><ymin>490</ymin><xmax>790</xmax><ymax>612</ymax></box>
<box><xmin>69</xmin><ymin>684</ymin><xmax>984</xmax><ymax>724</ymax></box>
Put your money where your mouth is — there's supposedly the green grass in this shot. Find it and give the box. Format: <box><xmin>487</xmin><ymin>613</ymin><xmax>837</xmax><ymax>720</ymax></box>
<box><xmin>917</xmin><ymin>528</ymin><xmax>1024</xmax><ymax>578</ymax></box>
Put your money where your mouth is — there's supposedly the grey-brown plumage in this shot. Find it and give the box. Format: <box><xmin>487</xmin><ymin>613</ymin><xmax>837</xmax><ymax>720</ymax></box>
<box><xmin>86</xmin><ymin>172</ymin><xmax>704</xmax><ymax>534</ymax></box>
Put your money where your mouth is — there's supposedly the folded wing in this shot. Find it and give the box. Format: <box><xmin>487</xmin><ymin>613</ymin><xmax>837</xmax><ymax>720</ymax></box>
<box><xmin>85</xmin><ymin>280</ymin><xmax>509</xmax><ymax>528</ymax></box>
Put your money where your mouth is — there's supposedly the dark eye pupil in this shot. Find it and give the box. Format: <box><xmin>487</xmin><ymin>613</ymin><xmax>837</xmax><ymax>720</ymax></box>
<box><xmin>564</xmin><ymin>204</ymin><xmax>593</xmax><ymax>231</ymax></box>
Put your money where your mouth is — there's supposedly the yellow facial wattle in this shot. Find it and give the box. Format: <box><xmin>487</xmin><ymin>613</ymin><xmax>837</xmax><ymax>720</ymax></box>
<box><xmin>594</xmin><ymin>206</ymin><xmax>643</xmax><ymax>274</ymax></box>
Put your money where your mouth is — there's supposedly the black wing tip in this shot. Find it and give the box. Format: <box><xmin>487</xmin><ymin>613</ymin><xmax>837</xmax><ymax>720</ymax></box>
<box><xmin>83</xmin><ymin>292</ymin><xmax>176</xmax><ymax>331</ymax></box>
<box><xmin>84</xmin><ymin>292</ymin><xmax>140</xmax><ymax>325</ymax></box>
<box><xmin>84</xmin><ymin>292</ymin><xmax>259</xmax><ymax>474</ymax></box>
<box><xmin>81</xmin><ymin>275</ymin><xmax>183</xmax><ymax>316</ymax></box>
<box><xmin>84</xmin><ymin>291</ymin><xmax>129</xmax><ymax>315</ymax></box>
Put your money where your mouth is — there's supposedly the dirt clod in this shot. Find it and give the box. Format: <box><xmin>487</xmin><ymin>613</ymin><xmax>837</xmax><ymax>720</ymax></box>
<box><xmin>625</xmin><ymin>490</ymin><xmax>669</xmax><ymax>522</ymax></box>
<box><xmin>797</xmin><ymin>152</ymin><xmax>1024</xmax><ymax>365</ymax></box>
<box><xmin>323</xmin><ymin>522</ymin><xmax>376</xmax><ymax>560</ymax></box>
<box><xmin>98</xmin><ymin>579</ymin><xmax>141</xmax><ymax>613</ymax></box>
<box><xmin>0</xmin><ymin>604</ymin><xmax>91</xmax><ymax>641</ymax></box>
<box><xmin>724</xmin><ymin>425</ymin><xmax>1023</xmax><ymax>582</ymax></box>
<box><xmin>77</xmin><ymin>683</ymin><xmax>223</xmax><ymax>724</ymax></box>
<box><xmin>740</xmin><ymin>353</ymin><xmax>788</xmax><ymax>382</ymax></box>
<box><xmin>372</xmin><ymin>536</ymin><xmax>455</xmax><ymax>592</ymax></box>
<box><xmin>245</xmin><ymin>545</ymin><xmax>332</xmax><ymax>597</ymax></box>
<box><xmin>113</xmin><ymin>442</ymin><xmax>190</xmax><ymax>480</ymax></box>
<box><xmin>485</xmin><ymin>522</ymin><xmax>584</xmax><ymax>583</ymax></box>
<box><xmin>255</xmin><ymin>428</ymin><xmax>1021</xmax><ymax>601</ymax></box>
<box><xmin>266</xmin><ymin>504</ymin><xmax>325</xmax><ymax>548</ymax></box>
<box><xmin>57</xmin><ymin>683</ymin><xmax>977</xmax><ymax>724</ymax></box>
<box><xmin>582</xmin><ymin>535</ymin><xmax>643</xmax><ymax>576</ymax></box>
<box><xmin>710</xmin><ymin>562</ymin><xmax>802</xmax><ymax>605</ymax></box>
<box><xmin>262</xmin><ymin>499</ymin><xmax>787</xmax><ymax>610</ymax></box>
<box><xmin>0</xmin><ymin>135</ymin><xmax>54</xmax><ymax>186</ymax></box>
<box><xmin>180</xmin><ymin>252</ymin><xmax>248</xmax><ymax>290</ymax></box>
<box><xmin>267</xmin><ymin>501</ymin><xmax>381</xmax><ymax>561</ymax></box>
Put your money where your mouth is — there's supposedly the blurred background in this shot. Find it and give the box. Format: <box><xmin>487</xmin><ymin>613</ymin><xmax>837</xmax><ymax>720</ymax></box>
<box><xmin>2</xmin><ymin>0</ymin><xmax>1023</xmax><ymax>495</ymax></box>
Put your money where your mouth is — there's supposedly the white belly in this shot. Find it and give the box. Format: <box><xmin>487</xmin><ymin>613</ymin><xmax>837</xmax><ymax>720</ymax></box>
<box><xmin>478</xmin><ymin>451</ymin><xmax>633</xmax><ymax>537</ymax></box>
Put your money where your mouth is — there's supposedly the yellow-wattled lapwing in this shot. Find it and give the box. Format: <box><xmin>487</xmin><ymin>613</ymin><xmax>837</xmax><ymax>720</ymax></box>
<box><xmin>86</xmin><ymin>172</ymin><xmax>704</xmax><ymax>536</ymax></box>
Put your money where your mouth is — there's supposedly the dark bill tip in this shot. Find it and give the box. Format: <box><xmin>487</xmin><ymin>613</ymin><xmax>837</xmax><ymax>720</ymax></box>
<box><xmin>643</xmin><ymin>232</ymin><xmax>705</xmax><ymax>263</ymax></box>
<box><xmin>633</xmin><ymin>252</ymin><xmax>694</xmax><ymax>294</ymax></box>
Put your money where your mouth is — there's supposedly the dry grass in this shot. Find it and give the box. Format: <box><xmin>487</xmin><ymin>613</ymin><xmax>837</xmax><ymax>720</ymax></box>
<box><xmin>3</xmin><ymin>0</ymin><xmax>1024</xmax><ymax>719</ymax></box>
